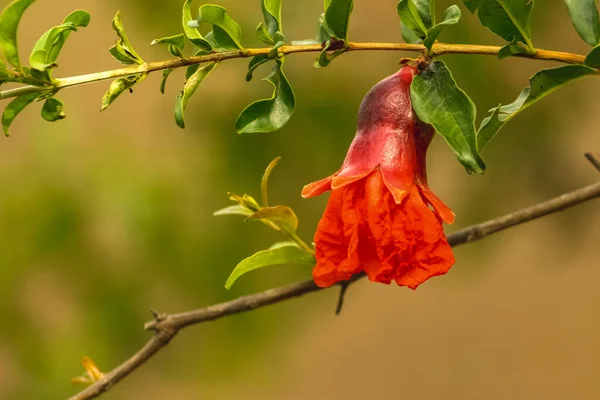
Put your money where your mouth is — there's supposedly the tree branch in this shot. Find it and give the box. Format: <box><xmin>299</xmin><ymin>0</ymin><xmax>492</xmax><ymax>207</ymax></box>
<box><xmin>1</xmin><ymin>42</ymin><xmax>590</xmax><ymax>101</ymax></box>
<box><xmin>69</xmin><ymin>158</ymin><xmax>600</xmax><ymax>400</ymax></box>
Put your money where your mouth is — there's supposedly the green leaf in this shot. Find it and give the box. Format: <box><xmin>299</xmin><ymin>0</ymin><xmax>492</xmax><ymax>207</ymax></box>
<box><xmin>182</xmin><ymin>0</ymin><xmax>212</xmax><ymax>51</ymax></box>
<box><xmin>194</xmin><ymin>5</ymin><xmax>243</xmax><ymax>50</ymax></box>
<box><xmin>246</xmin><ymin>54</ymin><xmax>271</xmax><ymax>81</ymax></box>
<box><xmin>268</xmin><ymin>35</ymin><xmax>286</xmax><ymax>60</ymax></box>
<box><xmin>109</xmin><ymin>11</ymin><xmax>143</xmax><ymax>65</ymax></box>
<box><xmin>109</xmin><ymin>46</ymin><xmax>135</xmax><ymax>64</ymax></box>
<box><xmin>228</xmin><ymin>193</ymin><xmax>261</xmax><ymax>211</ymax></box>
<box><xmin>175</xmin><ymin>62</ymin><xmax>217</xmax><ymax>129</ymax></box>
<box><xmin>402</xmin><ymin>23</ymin><xmax>423</xmax><ymax>44</ymax></box>
<box><xmin>259</xmin><ymin>0</ymin><xmax>283</xmax><ymax>44</ymax></box>
<box><xmin>397</xmin><ymin>0</ymin><xmax>428</xmax><ymax>38</ymax></box>
<box><xmin>213</xmin><ymin>204</ymin><xmax>253</xmax><ymax>217</ymax></box>
<box><xmin>1</xmin><ymin>58</ymin><xmax>10</xmax><ymax>83</ymax></box>
<box><xmin>323</xmin><ymin>0</ymin><xmax>354</xmax><ymax>41</ymax></box>
<box><xmin>463</xmin><ymin>0</ymin><xmax>534</xmax><ymax>53</ymax></box>
<box><xmin>477</xmin><ymin>64</ymin><xmax>596</xmax><ymax>150</ymax></box>
<box><xmin>463</xmin><ymin>0</ymin><xmax>477</xmax><ymax>12</ymax></box>
<box><xmin>564</xmin><ymin>0</ymin><xmax>600</xmax><ymax>46</ymax></box>
<box><xmin>159</xmin><ymin>68</ymin><xmax>175</xmax><ymax>94</ymax></box>
<box><xmin>412</xmin><ymin>0</ymin><xmax>433</xmax><ymax>28</ymax></box>
<box><xmin>236</xmin><ymin>59</ymin><xmax>295</xmax><ymax>133</ymax></box>
<box><xmin>225</xmin><ymin>245</ymin><xmax>315</xmax><ymax>290</ymax></box>
<box><xmin>0</xmin><ymin>0</ymin><xmax>36</xmax><ymax>69</ymax></box>
<box><xmin>2</xmin><ymin>92</ymin><xmax>38</xmax><ymax>136</ymax></box>
<box><xmin>49</xmin><ymin>10</ymin><xmax>89</xmax><ymax>60</ymax></box>
<box><xmin>411</xmin><ymin>60</ymin><xmax>486</xmax><ymax>173</ymax></box>
<box><xmin>184</xmin><ymin>47</ymin><xmax>211</xmax><ymax>79</ymax></box>
<box><xmin>29</xmin><ymin>10</ymin><xmax>90</xmax><ymax>72</ymax></box>
<box><xmin>151</xmin><ymin>34</ymin><xmax>185</xmax><ymax>50</ymax></box>
<box><xmin>256</xmin><ymin>23</ymin><xmax>274</xmax><ymax>45</ymax></box>
<box><xmin>151</xmin><ymin>33</ymin><xmax>185</xmax><ymax>59</ymax></box>
<box><xmin>261</xmin><ymin>156</ymin><xmax>281</xmax><ymax>206</ymax></box>
<box><xmin>316</xmin><ymin>13</ymin><xmax>331</xmax><ymax>43</ymax></box>
<box><xmin>314</xmin><ymin>40</ymin><xmax>346</xmax><ymax>68</ymax></box>
<box><xmin>247</xmin><ymin>205</ymin><xmax>298</xmax><ymax>233</ymax></box>
<box><xmin>40</xmin><ymin>97</ymin><xmax>65</xmax><ymax>121</ymax></box>
<box><xmin>203</xmin><ymin>31</ymin><xmax>220</xmax><ymax>49</ymax></box>
<box><xmin>185</xmin><ymin>64</ymin><xmax>199</xmax><ymax>80</ymax></box>
<box><xmin>497</xmin><ymin>38</ymin><xmax>530</xmax><ymax>59</ymax></box>
<box><xmin>584</xmin><ymin>45</ymin><xmax>600</xmax><ymax>67</ymax></box>
<box><xmin>422</xmin><ymin>5</ymin><xmax>461</xmax><ymax>51</ymax></box>
<box><xmin>100</xmin><ymin>73</ymin><xmax>147</xmax><ymax>111</ymax></box>
<box><xmin>268</xmin><ymin>241</ymin><xmax>301</xmax><ymax>250</ymax></box>
<box><xmin>63</xmin><ymin>9</ymin><xmax>90</xmax><ymax>26</ymax></box>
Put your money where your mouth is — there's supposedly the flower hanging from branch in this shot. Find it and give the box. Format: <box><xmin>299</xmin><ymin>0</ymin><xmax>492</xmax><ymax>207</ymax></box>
<box><xmin>303</xmin><ymin>64</ymin><xmax>455</xmax><ymax>289</ymax></box>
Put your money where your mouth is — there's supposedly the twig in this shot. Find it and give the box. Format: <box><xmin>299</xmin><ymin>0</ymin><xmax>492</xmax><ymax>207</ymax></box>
<box><xmin>1</xmin><ymin>42</ymin><xmax>590</xmax><ymax>101</ymax></box>
<box><xmin>585</xmin><ymin>153</ymin><xmax>600</xmax><ymax>172</ymax></box>
<box><xmin>69</xmin><ymin>171</ymin><xmax>600</xmax><ymax>400</ymax></box>
<box><xmin>335</xmin><ymin>281</ymin><xmax>352</xmax><ymax>315</ymax></box>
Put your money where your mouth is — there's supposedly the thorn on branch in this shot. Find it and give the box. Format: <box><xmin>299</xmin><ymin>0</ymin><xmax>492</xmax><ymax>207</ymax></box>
<box><xmin>145</xmin><ymin>309</ymin><xmax>176</xmax><ymax>334</ymax></box>
<box><xmin>585</xmin><ymin>153</ymin><xmax>600</xmax><ymax>172</ymax></box>
<box><xmin>335</xmin><ymin>282</ymin><xmax>351</xmax><ymax>315</ymax></box>
<box><xmin>149</xmin><ymin>308</ymin><xmax>167</xmax><ymax>323</ymax></box>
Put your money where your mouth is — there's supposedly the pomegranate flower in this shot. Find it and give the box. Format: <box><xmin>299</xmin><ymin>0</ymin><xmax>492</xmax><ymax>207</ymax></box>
<box><xmin>302</xmin><ymin>65</ymin><xmax>455</xmax><ymax>289</ymax></box>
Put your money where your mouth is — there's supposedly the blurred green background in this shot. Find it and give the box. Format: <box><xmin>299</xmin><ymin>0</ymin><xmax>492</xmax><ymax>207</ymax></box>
<box><xmin>1</xmin><ymin>0</ymin><xmax>599</xmax><ymax>399</ymax></box>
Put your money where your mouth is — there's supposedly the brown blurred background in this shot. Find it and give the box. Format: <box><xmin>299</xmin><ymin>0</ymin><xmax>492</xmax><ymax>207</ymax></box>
<box><xmin>0</xmin><ymin>0</ymin><xmax>599</xmax><ymax>399</ymax></box>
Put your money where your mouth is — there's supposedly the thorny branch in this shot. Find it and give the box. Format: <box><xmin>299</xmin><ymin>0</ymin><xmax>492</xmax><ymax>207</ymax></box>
<box><xmin>69</xmin><ymin>155</ymin><xmax>600</xmax><ymax>400</ymax></box>
<box><xmin>0</xmin><ymin>42</ymin><xmax>592</xmax><ymax>101</ymax></box>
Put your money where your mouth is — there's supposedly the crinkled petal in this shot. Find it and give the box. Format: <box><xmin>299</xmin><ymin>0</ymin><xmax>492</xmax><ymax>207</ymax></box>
<box><xmin>363</xmin><ymin>172</ymin><xmax>455</xmax><ymax>288</ymax></box>
<box><xmin>362</xmin><ymin>171</ymin><xmax>396</xmax><ymax>284</ymax></box>
<box><xmin>312</xmin><ymin>183</ymin><xmax>364</xmax><ymax>287</ymax></box>
<box><xmin>390</xmin><ymin>186</ymin><xmax>455</xmax><ymax>288</ymax></box>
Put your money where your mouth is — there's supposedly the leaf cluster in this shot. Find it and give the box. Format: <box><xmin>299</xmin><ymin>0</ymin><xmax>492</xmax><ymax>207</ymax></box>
<box><xmin>401</xmin><ymin>0</ymin><xmax>600</xmax><ymax>173</ymax></box>
<box><xmin>214</xmin><ymin>157</ymin><xmax>315</xmax><ymax>290</ymax></box>
<box><xmin>0</xmin><ymin>0</ymin><xmax>90</xmax><ymax>135</ymax></box>
<box><xmin>0</xmin><ymin>1</ymin><xmax>598</xmax><ymax>191</ymax></box>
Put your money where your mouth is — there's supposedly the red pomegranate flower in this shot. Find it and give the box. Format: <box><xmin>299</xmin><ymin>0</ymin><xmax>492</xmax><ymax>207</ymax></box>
<box><xmin>302</xmin><ymin>65</ymin><xmax>455</xmax><ymax>289</ymax></box>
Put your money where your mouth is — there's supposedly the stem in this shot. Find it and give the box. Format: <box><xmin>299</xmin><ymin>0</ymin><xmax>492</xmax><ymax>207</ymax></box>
<box><xmin>258</xmin><ymin>219</ymin><xmax>313</xmax><ymax>254</ymax></box>
<box><xmin>287</xmin><ymin>231</ymin><xmax>314</xmax><ymax>254</ymax></box>
<box><xmin>0</xmin><ymin>42</ymin><xmax>588</xmax><ymax>101</ymax></box>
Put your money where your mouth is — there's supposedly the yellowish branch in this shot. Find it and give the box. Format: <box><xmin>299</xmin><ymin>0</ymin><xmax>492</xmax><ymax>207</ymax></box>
<box><xmin>0</xmin><ymin>42</ymin><xmax>588</xmax><ymax>101</ymax></box>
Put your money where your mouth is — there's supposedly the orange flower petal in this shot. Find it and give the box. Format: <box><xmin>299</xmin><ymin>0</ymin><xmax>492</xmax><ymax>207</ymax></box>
<box><xmin>312</xmin><ymin>183</ymin><xmax>363</xmax><ymax>287</ymax></box>
<box><xmin>312</xmin><ymin>171</ymin><xmax>454</xmax><ymax>289</ymax></box>
<box><xmin>418</xmin><ymin>184</ymin><xmax>456</xmax><ymax>224</ymax></box>
<box><xmin>301</xmin><ymin>175</ymin><xmax>334</xmax><ymax>198</ymax></box>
